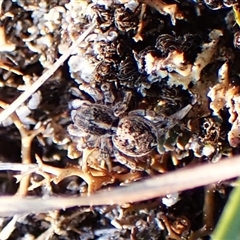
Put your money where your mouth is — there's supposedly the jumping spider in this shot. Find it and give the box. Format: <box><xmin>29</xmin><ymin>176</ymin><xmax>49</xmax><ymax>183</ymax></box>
<box><xmin>68</xmin><ymin>83</ymin><xmax>193</xmax><ymax>171</ymax></box>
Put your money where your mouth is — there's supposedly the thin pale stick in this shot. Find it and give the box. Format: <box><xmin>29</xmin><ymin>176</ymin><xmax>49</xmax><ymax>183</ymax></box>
<box><xmin>0</xmin><ymin>155</ymin><xmax>240</xmax><ymax>216</ymax></box>
<box><xmin>0</xmin><ymin>162</ymin><xmax>37</xmax><ymax>171</ymax></box>
<box><xmin>0</xmin><ymin>23</ymin><xmax>96</xmax><ymax>122</ymax></box>
<box><xmin>0</xmin><ymin>215</ymin><xmax>20</xmax><ymax>240</ymax></box>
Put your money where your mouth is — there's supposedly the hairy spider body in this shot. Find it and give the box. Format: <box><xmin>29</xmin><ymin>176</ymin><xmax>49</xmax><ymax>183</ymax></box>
<box><xmin>113</xmin><ymin>116</ymin><xmax>158</xmax><ymax>157</ymax></box>
<box><xmin>68</xmin><ymin>94</ymin><xmax>193</xmax><ymax>171</ymax></box>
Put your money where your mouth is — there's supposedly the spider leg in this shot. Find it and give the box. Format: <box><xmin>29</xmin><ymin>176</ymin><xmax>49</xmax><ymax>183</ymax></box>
<box><xmin>128</xmin><ymin>109</ymin><xmax>166</xmax><ymax>123</ymax></box>
<box><xmin>113</xmin><ymin>91</ymin><xmax>132</xmax><ymax>117</ymax></box>
<box><xmin>156</xmin><ymin>104</ymin><xmax>192</xmax><ymax>136</ymax></box>
<box><xmin>67</xmin><ymin>124</ymin><xmax>88</xmax><ymax>138</ymax></box>
<box><xmin>114</xmin><ymin>150</ymin><xmax>144</xmax><ymax>171</ymax></box>
<box><xmin>99</xmin><ymin>137</ymin><xmax>113</xmax><ymax>171</ymax></box>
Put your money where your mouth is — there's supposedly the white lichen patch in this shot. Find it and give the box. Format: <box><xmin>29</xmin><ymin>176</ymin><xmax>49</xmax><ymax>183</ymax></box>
<box><xmin>169</xmin><ymin>29</ymin><xmax>222</xmax><ymax>88</ymax></box>
<box><xmin>27</xmin><ymin>91</ymin><xmax>42</xmax><ymax>110</ymax></box>
<box><xmin>202</xmin><ymin>144</ymin><xmax>215</xmax><ymax>156</ymax></box>
<box><xmin>161</xmin><ymin>51</ymin><xmax>192</xmax><ymax>77</ymax></box>
<box><xmin>208</xmin><ymin>62</ymin><xmax>229</xmax><ymax>115</ymax></box>
<box><xmin>139</xmin><ymin>0</ymin><xmax>183</xmax><ymax>25</ymax></box>
<box><xmin>162</xmin><ymin>192</ymin><xmax>180</xmax><ymax>207</ymax></box>
<box><xmin>142</xmin><ymin>52</ymin><xmax>168</xmax><ymax>81</ymax></box>
<box><xmin>141</xmin><ymin>29</ymin><xmax>223</xmax><ymax>89</ymax></box>
<box><xmin>208</xmin><ymin>62</ymin><xmax>240</xmax><ymax>147</ymax></box>
<box><xmin>191</xmin><ymin>29</ymin><xmax>223</xmax><ymax>83</ymax></box>
<box><xmin>22</xmin><ymin>3</ymin><xmax>67</xmax><ymax>68</ymax></box>
<box><xmin>226</xmin><ymin>90</ymin><xmax>240</xmax><ymax>147</ymax></box>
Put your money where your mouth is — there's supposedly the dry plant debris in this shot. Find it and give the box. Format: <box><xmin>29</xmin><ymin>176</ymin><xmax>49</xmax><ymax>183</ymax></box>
<box><xmin>1</xmin><ymin>0</ymin><xmax>240</xmax><ymax>239</ymax></box>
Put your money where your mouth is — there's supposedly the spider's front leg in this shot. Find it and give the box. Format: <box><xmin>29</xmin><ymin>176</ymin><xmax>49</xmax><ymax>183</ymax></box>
<box><xmin>101</xmin><ymin>83</ymin><xmax>115</xmax><ymax>105</ymax></box>
<box><xmin>113</xmin><ymin>91</ymin><xmax>132</xmax><ymax>117</ymax></box>
<box><xmin>98</xmin><ymin>136</ymin><xmax>113</xmax><ymax>171</ymax></box>
<box><xmin>114</xmin><ymin>150</ymin><xmax>144</xmax><ymax>171</ymax></box>
<box><xmin>156</xmin><ymin>104</ymin><xmax>193</xmax><ymax>136</ymax></box>
<box><xmin>79</xmin><ymin>82</ymin><xmax>104</xmax><ymax>102</ymax></box>
<box><xmin>79</xmin><ymin>135</ymin><xmax>112</xmax><ymax>171</ymax></box>
<box><xmin>71</xmin><ymin>99</ymin><xmax>92</xmax><ymax>110</ymax></box>
<box><xmin>67</xmin><ymin>124</ymin><xmax>88</xmax><ymax>138</ymax></box>
<box><xmin>169</xmin><ymin>104</ymin><xmax>193</xmax><ymax>123</ymax></box>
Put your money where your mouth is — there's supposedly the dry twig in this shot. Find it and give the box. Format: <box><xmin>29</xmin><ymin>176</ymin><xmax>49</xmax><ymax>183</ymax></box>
<box><xmin>0</xmin><ymin>155</ymin><xmax>240</xmax><ymax>216</ymax></box>
<box><xmin>0</xmin><ymin>100</ymin><xmax>44</xmax><ymax>196</ymax></box>
<box><xmin>0</xmin><ymin>22</ymin><xmax>96</xmax><ymax>122</ymax></box>
<box><xmin>0</xmin><ymin>214</ymin><xmax>25</xmax><ymax>240</ymax></box>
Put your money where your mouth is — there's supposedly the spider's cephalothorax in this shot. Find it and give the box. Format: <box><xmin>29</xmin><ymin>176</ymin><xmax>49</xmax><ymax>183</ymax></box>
<box><xmin>69</xmin><ymin>102</ymin><xmax>118</xmax><ymax>137</ymax></box>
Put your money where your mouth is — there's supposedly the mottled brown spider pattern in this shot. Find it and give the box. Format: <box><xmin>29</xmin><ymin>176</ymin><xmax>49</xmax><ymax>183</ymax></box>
<box><xmin>68</xmin><ymin>84</ymin><xmax>193</xmax><ymax>171</ymax></box>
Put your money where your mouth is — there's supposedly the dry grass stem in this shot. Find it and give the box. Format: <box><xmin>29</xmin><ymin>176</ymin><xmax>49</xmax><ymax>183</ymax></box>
<box><xmin>0</xmin><ymin>155</ymin><xmax>240</xmax><ymax>216</ymax></box>
<box><xmin>0</xmin><ymin>215</ymin><xmax>23</xmax><ymax>240</ymax></box>
<box><xmin>0</xmin><ymin>162</ymin><xmax>37</xmax><ymax>171</ymax></box>
<box><xmin>0</xmin><ymin>22</ymin><xmax>96</xmax><ymax>122</ymax></box>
